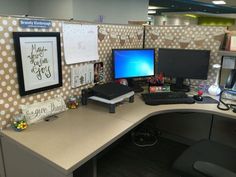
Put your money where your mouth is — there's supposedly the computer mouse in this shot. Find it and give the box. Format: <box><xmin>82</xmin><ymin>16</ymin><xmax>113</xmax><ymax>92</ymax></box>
<box><xmin>193</xmin><ymin>95</ymin><xmax>203</xmax><ymax>101</ymax></box>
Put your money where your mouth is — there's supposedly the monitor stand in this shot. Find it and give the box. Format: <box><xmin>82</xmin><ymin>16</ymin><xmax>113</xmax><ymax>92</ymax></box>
<box><xmin>170</xmin><ymin>78</ymin><xmax>190</xmax><ymax>92</ymax></box>
<box><xmin>127</xmin><ymin>79</ymin><xmax>144</xmax><ymax>93</ymax></box>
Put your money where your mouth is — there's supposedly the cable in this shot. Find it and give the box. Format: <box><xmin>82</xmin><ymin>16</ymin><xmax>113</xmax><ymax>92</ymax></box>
<box><xmin>132</xmin><ymin>133</ymin><xmax>158</xmax><ymax>147</ymax></box>
<box><xmin>131</xmin><ymin>131</ymin><xmax>158</xmax><ymax>147</ymax></box>
<box><xmin>132</xmin><ymin>137</ymin><xmax>158</xmax><ymax>147</ymax></box>
<box><xmin>217</xmin><ymin>89</ymin><xmax>236</xmax><ymax>111</ymax></box>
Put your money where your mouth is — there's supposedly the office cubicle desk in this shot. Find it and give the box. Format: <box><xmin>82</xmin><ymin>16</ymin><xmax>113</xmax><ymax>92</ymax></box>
<box><xmin>1</xmin><ymin>95</ymin><xmax>236</xmax><ymax>177</ymax></box>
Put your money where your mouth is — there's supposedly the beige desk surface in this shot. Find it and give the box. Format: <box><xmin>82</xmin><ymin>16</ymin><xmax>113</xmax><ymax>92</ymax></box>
<box><xmin>1</xmin><ymin>95</ymin><xmax>236</xmax><ymax>175</ymax></box>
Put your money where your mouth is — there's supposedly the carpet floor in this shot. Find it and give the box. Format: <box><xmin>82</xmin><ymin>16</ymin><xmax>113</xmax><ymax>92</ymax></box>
<box><xmin>97</xmin><ymin>136</ymin><xmax>188</xmax><ymax>177</ymax></box>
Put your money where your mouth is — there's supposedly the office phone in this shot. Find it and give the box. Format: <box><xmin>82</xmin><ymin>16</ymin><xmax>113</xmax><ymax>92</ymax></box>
<box><xmin>217</xmin><ymin>69</ymin><xmax>236</xmax><ymax>111</ymax></box>
<box><xmin>225</xmin><ymin>69</ymin><xmax>236</xmax><ymax>91</ymax></box>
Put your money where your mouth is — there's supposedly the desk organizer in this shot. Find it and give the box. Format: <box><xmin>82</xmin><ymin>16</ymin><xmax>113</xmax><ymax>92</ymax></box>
<box><xmin>88</xmin><ymin>91</ymin><xmax>134</xmax><ymax>113</ymax></box>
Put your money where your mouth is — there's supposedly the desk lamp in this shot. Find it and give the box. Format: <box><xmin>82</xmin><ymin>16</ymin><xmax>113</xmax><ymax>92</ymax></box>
<box><xmin>208</xmin><ymin>64</ymin><xmax>221</xmax><ymax>96</ymax></box>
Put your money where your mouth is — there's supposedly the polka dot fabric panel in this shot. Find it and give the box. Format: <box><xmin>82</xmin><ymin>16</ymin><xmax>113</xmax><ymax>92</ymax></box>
<box><xmin>0</xmin><ymin>16</ymin><xmax>144</xmax><ymax>129</ymax></box>
<box><xmin>145</xmin><ymin>25</ymin><xmax>226</xmax><ymax>87</ymax></box>
<box><xmin>98</xmin><ymin>24</ymin><xmax>144</xmax><ymax>81</ymax></box>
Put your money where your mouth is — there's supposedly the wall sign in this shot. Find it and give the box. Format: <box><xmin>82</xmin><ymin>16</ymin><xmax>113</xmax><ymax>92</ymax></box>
<box><xmin>13</xmin><ymin>32</ymin><xmax>62</xmax><ymax>96</ymax></box>
<box><xmin>19</xmin><ymin>19</ymin><xmax>52</xmax><ymax>29</ymax></box>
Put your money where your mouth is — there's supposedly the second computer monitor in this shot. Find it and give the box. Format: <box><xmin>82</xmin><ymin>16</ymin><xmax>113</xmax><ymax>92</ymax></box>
<box><xmin>157</xmin><ymin>48</ymin><xmax>210</xmax><ymax>92</ymax></box>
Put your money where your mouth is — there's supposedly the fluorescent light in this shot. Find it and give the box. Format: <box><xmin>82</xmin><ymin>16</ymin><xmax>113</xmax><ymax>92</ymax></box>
<box><xmin>148</xmin><ymin>6</ymin><xmax>168</xmax><ymax>10</ymax></box>
<box><xmin>184</xmin><ymin>14</ymin><xmax>198</xmax><ymax>18</ymax></box>
<box><xmin>148</xmin><ymin>10</ymin><xmax>156</xmax><ymax>14</ymax></box>
<box><xmin>212</xmin><ymin>1</ymin><xmax>226</xmax><ymax>5</ymax></box>
<box><xmin>148</xmin><ymin>6</ymin><xmax>158</xmax><ymax>10</ymax></box>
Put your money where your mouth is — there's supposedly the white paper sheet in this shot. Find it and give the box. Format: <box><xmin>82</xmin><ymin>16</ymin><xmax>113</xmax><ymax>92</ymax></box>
<box><xmin>63</xmin><ymin>23</ymin><xmax>99</xmax><ymax>64</ymax></box>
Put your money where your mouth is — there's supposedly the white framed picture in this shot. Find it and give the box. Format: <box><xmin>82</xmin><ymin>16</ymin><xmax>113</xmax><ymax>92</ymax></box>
<box><xmin>13</xmin><ymin>32</ymin><xmax>62</xmax><ymax>96</ymax></box>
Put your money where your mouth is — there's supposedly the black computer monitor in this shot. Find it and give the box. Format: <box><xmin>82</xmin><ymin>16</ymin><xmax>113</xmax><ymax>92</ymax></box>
<box><xmin>157</xmin><ymin>48</ymin><xmax>210</xmax><ymax>92</ymax></box>
<box><xmin>112</xmin><ymin>48</ymin><xmax>155</xmax><ymax>92</ymax></box>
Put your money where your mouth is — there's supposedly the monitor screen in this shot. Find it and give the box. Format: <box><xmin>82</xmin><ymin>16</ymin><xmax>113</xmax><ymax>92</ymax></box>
<box><xmin>157</xmin><ymin>48</ymin><xmax>210</xmax><ymax>80</ymax></box>
<box><xmin>112</xmin><ymin>48</ymin><xmax>155</xmax><ymax>79</ymax></box>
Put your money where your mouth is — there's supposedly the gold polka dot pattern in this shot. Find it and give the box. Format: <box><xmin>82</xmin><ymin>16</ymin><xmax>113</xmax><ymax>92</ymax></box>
<box><xmin>145</xmin><ymin>26</ymin><xmax>225</xmax><ymax>87</ymax></box>
<box><xmin>0</xmin><ymin>16</ymin><xmax>225</xmax><ymax>130</ymax></box>
<box><xmin>0</xmin><ymin>16</ymin><xmax>143</xmax><ymax>129</ymax></box>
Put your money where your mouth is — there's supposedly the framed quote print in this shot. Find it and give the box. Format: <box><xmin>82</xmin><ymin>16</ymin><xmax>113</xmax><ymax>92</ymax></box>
<box><xmin>13</xmin><ymin>32</ymin><xmax>62</xmax><ymax>96</ymax></box>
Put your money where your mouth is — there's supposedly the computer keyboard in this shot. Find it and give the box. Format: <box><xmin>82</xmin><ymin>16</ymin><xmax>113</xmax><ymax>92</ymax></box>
<box><xmin>142</xmin><ymin>92</ymin><xmax>195</xmax><ymax>105</ymax></box>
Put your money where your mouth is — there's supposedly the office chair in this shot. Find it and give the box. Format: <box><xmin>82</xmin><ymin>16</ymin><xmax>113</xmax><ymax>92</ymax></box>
<box><xmin>172</xmin><ymin>140</ymin><xmax>236</xmax><ymax>177</ymax></box>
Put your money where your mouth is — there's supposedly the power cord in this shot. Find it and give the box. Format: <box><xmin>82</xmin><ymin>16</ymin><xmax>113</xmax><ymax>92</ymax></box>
<box><xmin>131</xmin><ymin>131</ymin><xmax>158</xmax><ymax>147</ymax></box>
<box><xmin>131</xmin><ymin>127</ymin><xmax>158</xmax><ymax>147</ymax></box>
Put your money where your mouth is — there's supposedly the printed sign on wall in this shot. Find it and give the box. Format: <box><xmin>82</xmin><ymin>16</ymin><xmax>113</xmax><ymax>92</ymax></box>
<box><xmin>19</xmin><ymin>19</ymin><xmax>52</xmax><ymax>29</ymax></box>
<box><xmin>63</xmin><ymin>23</ymin><xmax>99</xmax><ymax>64</ymax></box>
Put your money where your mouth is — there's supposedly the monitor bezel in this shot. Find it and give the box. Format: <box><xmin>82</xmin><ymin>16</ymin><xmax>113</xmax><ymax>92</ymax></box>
<box><xmin>112</xmin><ymin>48</ymin><xmax>156</xmax><ymax>80</ymax></box>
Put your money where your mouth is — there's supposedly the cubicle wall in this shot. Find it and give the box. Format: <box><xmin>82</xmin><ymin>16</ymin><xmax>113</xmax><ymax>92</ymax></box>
<box><xmin>144</xmin><ymin>25</ymin><xmax>227</xmax><ymax>145</ymax></box>
<box><xmin>0</xmin><ymin>16</ymin><xmax>226</xmax><ymax>130</ymax></box>
<box><xmin>144</xmin><ymin>25</ymin><xmax>225</xmax><ymax>86</ymax></box>
<box><xmin>0</xmin><ymin>16</ymin><xmax>143</xmax><ymax>130</ymax></box>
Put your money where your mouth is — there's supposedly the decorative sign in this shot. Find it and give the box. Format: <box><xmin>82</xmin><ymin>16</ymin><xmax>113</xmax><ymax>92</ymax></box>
<box><xmin>164</xmin><ymin>35</ymin><xmax>174</xmax><ymax>45</ymax></box>
<box><xmin>71</xmin><ymin>63</ymin><xmax>94</xmax><ymax>88</ymax></box>
<box><xmin>137</xmin><ymin>30</ymin><xmax>143</xmax><ymax>40</ymax></box>
<box><xmin>19</xmin><ymin>19</ymin><xmax>52</xmax><ymax>29</ymax></box>
<box><xmin>129</xmin><ymin>33</ymin><xmax>135</xmax><ymax>43</ymax></box>
<box><xmin>179</xmin><ymin>37</ymin><xmax>191</xmax><ymax>48</ymax></box>
<box><xmin>20</xmin><ymin>97</ymin><xmax>67</xmax><ymax>124</ymax></box>
<box><xmin>110</xmin><ymin>32</ymin><xmax>117</xmax><ymax>44</ymax></box>
<box><xmin>13</xmin><ymin>32</ymin><xmax>62</xmax><ymax>96</ymax></box>
<box><xmin>120</xmin><ymin>34</ymin><xmax>127</xmax><ymax>46</ymax></box>
<box><xmin>150</xmin><ymin>30</ymin><xmax>159</xmax><ymax>40</ymax></box>
<box><xmin>194</xmin><ymin>35</ymin><xmax>206</xmax><ymax>46</ymax></box>
<box><xmin>98</xmin><ymin>27</ymin><xmax>108</xmax><ymax>41</ymax></box>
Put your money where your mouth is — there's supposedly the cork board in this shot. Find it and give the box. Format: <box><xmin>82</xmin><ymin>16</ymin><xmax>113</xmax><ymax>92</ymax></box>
<box><xmin>0</xmin><ymin>16</ymin><xmax>143</xmax><ymax>129</ymax></box>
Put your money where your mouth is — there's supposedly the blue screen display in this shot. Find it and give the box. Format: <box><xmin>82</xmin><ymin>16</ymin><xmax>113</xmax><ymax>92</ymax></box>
<box><xmin>113</xmin><ymin>49</ymin><xmax>155</xmax><ymax>79</ymax></box>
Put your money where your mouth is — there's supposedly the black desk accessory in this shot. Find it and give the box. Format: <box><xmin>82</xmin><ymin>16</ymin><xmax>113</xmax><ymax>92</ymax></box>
<box><xmin>81</xmin><ymin>82</ymin><xmax>134</xmax><ymax>113</ymax></box>
<box><xmin>142</xmin><ymin>92</ymin><xmax>195</xmax><ymax>105</ymax></box>
<box><xmin>92</xmin><ymin>82</ymin><xmax>133</xmax><ymax>100</ymax></box>
<box><xmin>81</xmin><ymin>88</ymin><xmax>94</xmax><ymax>105</ymax></box>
